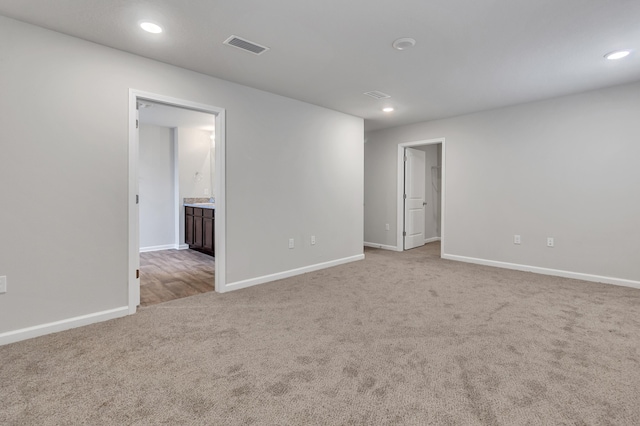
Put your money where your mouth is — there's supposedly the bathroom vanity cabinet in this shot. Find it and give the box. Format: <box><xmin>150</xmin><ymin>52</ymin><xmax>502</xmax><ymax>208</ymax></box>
<box><xmin>185</xmin><ymin>206</ymin><xmax>215</xmax><ymax>256</ymax></box>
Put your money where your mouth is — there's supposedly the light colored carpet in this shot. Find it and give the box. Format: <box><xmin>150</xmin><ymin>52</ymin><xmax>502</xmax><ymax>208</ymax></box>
<box><xmin>1</xmin><ymin>242</ymin><xmax>639</xmax><ymax>425</ymax></box>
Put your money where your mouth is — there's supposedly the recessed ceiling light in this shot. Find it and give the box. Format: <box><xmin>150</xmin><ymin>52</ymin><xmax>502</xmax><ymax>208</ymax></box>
<box><xmin>140</xmin><ymin>22</ymin><xmax>163</xmax><ymax>34</ymax></box>
<box><xmin>382</xmin><ymin>107</ymin><xmax>394</xmax><ymax>113</ymax></box>
<box><xmin>392</xmin><ymin>38</ymin><xmax>416</xmax><ymax>51</ymax></box>
<box><xmin>604</xmin><ymin>50</ymin><xmax>630</xmax><ymax>60</ymax></box>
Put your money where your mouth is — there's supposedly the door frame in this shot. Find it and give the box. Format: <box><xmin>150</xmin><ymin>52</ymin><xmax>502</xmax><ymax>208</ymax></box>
<box><xmin>396</xmin><ymin>138</ymin><xmax>446</xmax><ymax>256</ymax></box>
<box><xmin>128</xmin><ymin>89</ymin><xmax>227</xmax><ymax>314</ymax></box>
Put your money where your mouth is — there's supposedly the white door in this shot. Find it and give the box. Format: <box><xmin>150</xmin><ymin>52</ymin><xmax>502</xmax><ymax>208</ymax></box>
<box><xmin>404</xmin><ymin>147</ymin><xmax>426</xmax><ymax>250</ymax></box>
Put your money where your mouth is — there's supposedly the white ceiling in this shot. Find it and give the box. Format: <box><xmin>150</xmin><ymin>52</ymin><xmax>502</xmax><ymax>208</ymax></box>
<box><xmin>2</xmin><ymin>0</ymin><xmax>639</xmax><ymax>131</ymax></box>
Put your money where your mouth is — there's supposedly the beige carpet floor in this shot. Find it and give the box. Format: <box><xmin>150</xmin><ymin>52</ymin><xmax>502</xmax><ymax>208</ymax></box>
<box><xmin>1</xmin><ymin>242</ymin><xmax>639</xmax><ymax>425</ymax></box>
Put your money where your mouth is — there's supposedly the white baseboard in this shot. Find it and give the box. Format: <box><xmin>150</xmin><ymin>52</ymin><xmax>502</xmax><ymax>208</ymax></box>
<box><xmin>0</xmin><ymin>306</ymin><xmax>130</xmax><ymax>346</ymax></box>
<box><xmin>442</xmin><ymin>254</ymin><xmax>640</xmax><ymax>290</ymax></box>
<box><xmin>140</xmin><ymin>244</ymin><xmax>178</xmax><ymax>253</ymax></box>
<box><xmin>177</xmin><ymin>244</ymin><xmax>189</xmax><ymax>250</ymax></box>
<box><xmin>364</xmin><ymin>242</ymin><xmax>402</xmax><ymax>252</ymax></box>
<box><xmin>224</xmin><ymin>254</ymin><xmax>365</xmax><ymax>292</ymax></box>
<box><xmin>424</xmin><ymin>237</ymin><xmax>441</xmax><ymax>244</ymax></box>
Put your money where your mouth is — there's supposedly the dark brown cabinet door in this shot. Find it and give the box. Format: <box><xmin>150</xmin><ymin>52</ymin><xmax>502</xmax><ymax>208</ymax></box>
<box><xmin>203</xmin><ymin>217</ymin><xmax>214</xmax><ymax>251</ymax></box>
<box><xmin>194</xmin><ymin>215</ymin><xmax>203</xmax><ymax>247</ymax></box>
<box><xmin>185</xmin><ymin>214</ymin><xmax>194</xmax><ymax>245</ymax></box>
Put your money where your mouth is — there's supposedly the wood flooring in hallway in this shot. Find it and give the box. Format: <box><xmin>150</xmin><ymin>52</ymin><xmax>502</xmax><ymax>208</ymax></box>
<box><xmin>139</xmin><ymin>249</ymin><xmax>215</xmax><ymax>307</ymax></box>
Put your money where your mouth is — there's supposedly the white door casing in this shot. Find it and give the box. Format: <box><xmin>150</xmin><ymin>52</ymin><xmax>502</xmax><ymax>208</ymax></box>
<box><xmin>129</xmin><ymin>89</ymin><xmax>227</xmax><ymax>315</ymax></box>
<box><xmin>396</xmin><ymin>138</ymin><xmax>445</xmax><ymax>256</ymax></box>
<box><xmin>404</xmin><ymin>147</ymin><xmax>426</xmax><ymax>250</ymax></box>
<box><xmin>133</xmin><ymin>104</ymin><xmax>141</xmax><ymax>307</ymax></box>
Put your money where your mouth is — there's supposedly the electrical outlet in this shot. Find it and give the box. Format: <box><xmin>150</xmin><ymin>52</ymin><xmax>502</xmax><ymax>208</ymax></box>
<box><xmin>547</xmin><ymin>237</ymin><xmax>554</xmax><ymax>248</ymax></box>
<box><xmin>289</xmin><ymin>238</ymin><xmax>294</xmax><ymax>249</ymax></box>
<box><xmin>385</xmin><ymin>224</ymin><xmax>390</xmax><ymax>231</ymax></box>
<box><xmin>311</xmin><ymin>235</ymin><xmax>316</xmax><ymax>245</ymax></box>
<box><xmin>0</xmin><ymin>276</ymin><xmax>6</xmax><ymax>294</ymax></box>
<box><xmin>514</xmin><ymin>235</ymin><xmax>521</xmax><ymax>245</ymax></box>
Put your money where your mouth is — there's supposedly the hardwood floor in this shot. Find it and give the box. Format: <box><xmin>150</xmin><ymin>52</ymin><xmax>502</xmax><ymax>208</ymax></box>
<box><xmin>140</xmin><ymin>249</ymin><xmax>215</xmax><ymax>307</ymax></box>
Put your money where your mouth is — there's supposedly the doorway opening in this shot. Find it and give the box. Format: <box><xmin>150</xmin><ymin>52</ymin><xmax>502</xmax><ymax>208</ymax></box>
<box><xmin>128</xmin><ymin>90</ymin><xmax>226</xmax><ymax>313</ymax></box>
<box><xmin>396</xmin><ymin>138</ymin><xmax>445</xmax><ymax>257</ymax></box>
<box><xmin>137</xmin><ymin>101</ymin><xmax>215</xmax><ymax>306</ymax></box>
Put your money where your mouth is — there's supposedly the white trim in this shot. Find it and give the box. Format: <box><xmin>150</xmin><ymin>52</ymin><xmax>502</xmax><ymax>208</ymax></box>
<box><xmin>364</xmin><ymin>242</ymin><xmax>402</xmax><ymax>252</ymax></box>
<box><xmin>224</xmin><ymin>254</ymin><xmax>365</xmax><ymax>292</ymax></box>
<box><xmin>173</xmin><ymin>128</ymin><xmax>181</xmax><ymax>249</ymax></box>
<box><xmin>128</xmin><ymin>91</ymin><xmax>140</xmax><ymax>314</ymax></box>
<box><xmin>139</xmin><ymin>244</ymin><xmax>178</xmax><ymax>253</ymax></box>
<box><xmin>214</xmin><ymin>109</ymin><xmax>226</xmax><ymax>293</ymax></box>
<box><xmin>442</xmin><ymin>254</ymin><xmax>640</xmax><ymax>290</ymax></box>
<box><xmin>424</xmin><ymin>237</ymin><xmax>441</xmax><ymax>244</ymax></box>
<box><xmin>396</xmin><ymin>147</ymin><xmax>403</xmax><ymax>251</ymax></box>
<box><xmin>129</xmin><ymin>89</ymin><xmax>226</xmax><ymax>310</ymax></box>
<box><xmin>177</xmin><ymin>244</ymin><xmax>189</xmax><ymax>250</ymax></box>
<box><xmin>0</xmin><ymin>307</ymin><xmax>129</xmax><ymax>346</ymax></box>
<box><xmin>397</xmin><ymin>138</ymin><xmax>446</xmax><ymax>257</ymax></box>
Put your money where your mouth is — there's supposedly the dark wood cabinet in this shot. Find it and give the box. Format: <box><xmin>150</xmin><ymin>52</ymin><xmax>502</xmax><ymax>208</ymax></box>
<box><xmin>194</xmin><ymin>213</ymin><xmax>203</xmax><ymax>247</ymax></box>
<box><xmin>185</xmin><ymin>207</ymin><xmax>194</xmax><ymax>245</ymax></box>
<box><xmin>203</xmin><ymin>217</ymin><xmax>214</xmax><ymax>251</ymax></box>
<box><xmin>185</xmin><ymin>207</ymin><xmax>215</xmax><ymax>256</ymax></box>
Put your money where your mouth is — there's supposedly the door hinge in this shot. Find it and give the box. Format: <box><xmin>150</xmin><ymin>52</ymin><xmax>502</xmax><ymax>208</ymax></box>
<box><xmin>136</xmin><ymin>194</ymin><xmax>139</xmax><ymax>204</ymax></box>
<box><xmin>136</xmin><ymin>269</ymin><xmax>140</xmax><ymax>279</ymax></box>
<box><xmin>404</xmin><ymin>155</ymin><xmax>408</xmax><ymax>162</ymax></box>
<box><xmin>403</xmin><ymin>231</ymin><xmax>406</xmax><ymax>236</ymax></box>
<box><xmin>403</xmin><ymin>194</ymin><xmax>407</xmax><ymax>199</ymax></box>
<box><xmin>136</xmin><ymin>119</ymin><xmax>139</xmax><ymax>129</ymax></box>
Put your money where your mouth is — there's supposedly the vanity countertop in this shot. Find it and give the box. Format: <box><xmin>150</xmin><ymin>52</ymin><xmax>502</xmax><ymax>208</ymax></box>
<box><xmin>184</xmin><ymin>203</ymin><xmax>215</xmax><ymax>209</ymax></box>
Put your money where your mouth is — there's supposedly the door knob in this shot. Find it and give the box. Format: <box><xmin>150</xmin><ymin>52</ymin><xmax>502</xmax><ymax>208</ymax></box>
<box><xmin>423</xmin><ymin>202</ymin><xmax>427</xmax><ymax>206</ymax></box>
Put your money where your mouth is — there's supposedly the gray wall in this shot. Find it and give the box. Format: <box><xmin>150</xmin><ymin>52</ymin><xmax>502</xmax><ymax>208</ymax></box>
<box><xmin>139</xmin><ymin>124</ymin><xmax>175</xmax><ymax>250</ymax></box>
<box><xmin>0</xmin><ymin>16</ymin><xmax>363</xmax><ymax>334</ymax></box>
<box><xmin>139</xmin><ymin>125</ymin><xmax>215</xmax><ymax>250</ymax></box>
<box><xmin>178</xmin><ymin>128</ymin><xmax>213</xmax><ymax>200</ymax></box>
<box><xmin>365</xmin><ymin>81</ymin><xmax>640</xmax><ymax>282</ymax></box>
<box><xmin>177</xmin><ymin>128</ymin><xmax>214</xmax><ymax>246</ymax></box>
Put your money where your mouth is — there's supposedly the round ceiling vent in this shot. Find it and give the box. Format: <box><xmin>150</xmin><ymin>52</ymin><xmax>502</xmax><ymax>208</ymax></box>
<box><xmin>392</xmin><ymin>37</ymin><xmax>416</xmax><ymax>51</ymax></box>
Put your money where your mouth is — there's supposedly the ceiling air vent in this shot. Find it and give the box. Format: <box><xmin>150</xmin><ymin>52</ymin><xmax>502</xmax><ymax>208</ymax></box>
<box><xmin>223</xmin><ymin>35</ymin><xmax>269</xmax><ymax>55</ymax></box>
<box><xmin>364</xmin><ymin>91</ymin><xmax>391</xmax><ymax>100</ymax></box>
